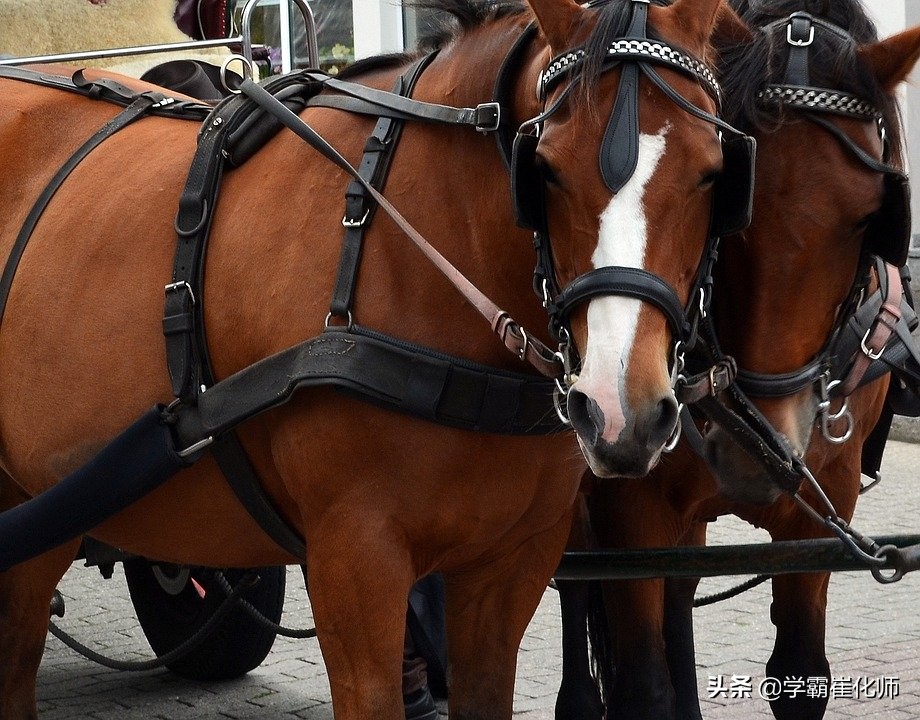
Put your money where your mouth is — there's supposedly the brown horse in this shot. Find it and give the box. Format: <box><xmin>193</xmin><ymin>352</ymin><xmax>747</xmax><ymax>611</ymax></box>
<box><xmin>556</xmin><ymin>2</ymin><xmax>920</xmax><ymax>720</ymax></box>
<box><xmin>0</xmin><ymin>0</ymin><xmax>734</xmax><ymax>718</ymax></box>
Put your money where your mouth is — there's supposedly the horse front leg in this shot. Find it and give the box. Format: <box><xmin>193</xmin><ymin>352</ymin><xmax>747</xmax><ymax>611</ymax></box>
<box><xmin>0</xmin><ymin>476</ymin><xmax>80</xmax><ymax>720</ymax></box>
<box><xmin>756</xmin><ymin>444</ymin><xmax>862</xmax><ymax>720</ymax></box>
<box><xmin>445</xmin><ymin>508</ymin><xmax>573</xmax><ymax>720</ymax></box>
<box><xmin>304</xmin><ymin>513</ymin><xmax>416</xmax><ymax>720</ymax></box>
<box><xmin>602</xmin><ymin>577</ymin><xmax>678</xmax><ymax>720</ymax></box>
<box><xmin>765</xmin><ymin>570</ymin><xmax>831</xmax><ymax>720</ymax></box>
<box><xmin>555</xmin><ymin>579</ymin><xmax>606</xmax><ymax>720</ymax></box>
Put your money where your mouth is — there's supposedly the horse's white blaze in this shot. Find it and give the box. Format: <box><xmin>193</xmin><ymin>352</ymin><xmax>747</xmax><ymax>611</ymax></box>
<box><xmin>575</xmin><ymin>130</ymin><xmax>668</xmax><ymax>443</ymax></box>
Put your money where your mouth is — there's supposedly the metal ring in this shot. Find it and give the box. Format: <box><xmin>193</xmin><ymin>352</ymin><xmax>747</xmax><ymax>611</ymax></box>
<box><xmin>663</xmin><ymin>407</ymin><xmax>683</xmax><ymax>453</ymax></box>
<box><xmin>324</xmin><ymin>311</ymin><xmax>354</xmax><ymax>330</ymax></box>
<box><xmin>821</xmin><ymin>406</ymin><xmax>853</xmax><ymax>444</ymax></box>
<box><xmin>553</xmin><ymin>382</ymin><xmax>571</xmax><ymax>426</ymax></box>
<box><xmin>871</xmin><ymin>545</ymin><xmax>904</xmax><ymax>584</ymax></box>
<box><xmin>220</xmin><ymin>54</ymin><xmax>253</xmax><ymax>95</ymax></box>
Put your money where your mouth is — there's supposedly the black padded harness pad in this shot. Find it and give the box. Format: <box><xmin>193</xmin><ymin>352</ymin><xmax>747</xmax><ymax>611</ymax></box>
<box><xmin>176</xmin><ymin>329</ymin><xmax>565</xmax><ymax>442</ymax></box>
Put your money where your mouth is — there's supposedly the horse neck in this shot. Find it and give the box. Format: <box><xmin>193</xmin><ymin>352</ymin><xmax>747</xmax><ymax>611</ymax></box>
<box><xmin>391</xmin><ymin>15</ymin><xmax>550</xmax><ymax>327</ymax></box>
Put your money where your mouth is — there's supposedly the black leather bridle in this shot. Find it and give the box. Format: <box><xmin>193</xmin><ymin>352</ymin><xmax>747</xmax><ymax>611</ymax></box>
<box><xmin>508</xmin><ymin>0</ymin><xmax>755</xmax><ymax>429</ymax></box>
<box><xmin>682</xmin><ymin>11</ymin><xmax>913</xmax><ymax>498</ymax></box>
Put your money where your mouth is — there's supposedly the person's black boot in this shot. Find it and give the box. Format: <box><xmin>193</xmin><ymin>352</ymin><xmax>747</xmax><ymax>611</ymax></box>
<box><xmin>404</xmin><ymin>686</ymin><xmax>439</xmax><ymax>720</ymax></box>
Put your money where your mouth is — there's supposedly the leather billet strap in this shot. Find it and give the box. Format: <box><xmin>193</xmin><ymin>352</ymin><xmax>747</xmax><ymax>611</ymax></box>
<box><xmin>736</xmin><ymin>359</ymin><xmax>827</xmax><ymax>399</ymax></box>
<box><xmin>164</xmin><ymin>73</ymin><xmax>330</xmax><ymax>400</ymax></box>
<box><xmin>0</xmin><ymin>65</ymin><xmax>212</xmax><ymax>120</ymax></box>
<box><xmin>299</xmin><ymin>71</ymin><xmax>502</xmax><ymax>132</ymax></box>
<box><xmin>171</xmin><ymin>328</ymin><xmax>566</xmax><ymax>446</ymax></box>
<box><xmin>329</xmin><ymin>53</ymin><xmax>437</xmax><ymax>321</ymax></box>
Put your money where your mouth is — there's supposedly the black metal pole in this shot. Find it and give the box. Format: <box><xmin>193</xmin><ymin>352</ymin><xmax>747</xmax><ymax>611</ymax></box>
<box><xmin>554</xmin><ymin>534</ymin><xmax>920</xmax><ymax>580</ymax></box>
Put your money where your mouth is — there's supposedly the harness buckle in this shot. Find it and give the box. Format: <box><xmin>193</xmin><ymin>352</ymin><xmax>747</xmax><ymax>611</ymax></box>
<box><xmin>860</xmin><ymin>327</ymin><xmax>886</xmax><ymax>360</ymax></box>
<box><xmin>164</xmin><ymin>281</ymin><xmax>196</xmax><ymax>305</ymax></box>
<box><xmin>475</xmin><ymin>102</ymin><xmax>502</xmax><ymax>133</ymax></box>
<box><xmin>342</xmin><ymin>210</ymin><xmax>370</xmax><ymax>228</ymax></box>
<box><xmin>787</xmin><ymin>23</ymin><xmax>815</xmax><ymax>47</ymax></box>
<box><xmin>177</xmin><ymin>435</ymin><xmax>215</xmax><ymax>459</ymax></box>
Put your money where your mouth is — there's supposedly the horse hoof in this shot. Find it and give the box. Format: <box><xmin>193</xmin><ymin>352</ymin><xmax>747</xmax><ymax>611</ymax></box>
<box><xmin>404</xmin><ymin>686</ymin><xmax>439</xmax><ymax>720</ymax></box>
<box><xmin>49</xmin><ymin>589</ymin><xmax>65</xmax><ymax>618</ymax></box>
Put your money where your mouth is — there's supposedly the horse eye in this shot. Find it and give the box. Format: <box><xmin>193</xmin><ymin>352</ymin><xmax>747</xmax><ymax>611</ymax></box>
<box><xmin>697</xmin><ymin>171</ymin><xmax>719</xmax><ymax>189</ymax></box>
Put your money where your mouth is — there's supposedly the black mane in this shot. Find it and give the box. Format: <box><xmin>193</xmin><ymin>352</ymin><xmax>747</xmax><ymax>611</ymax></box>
<box><xmin>718</xmin><ymin>0</ymin><xmax>900</xmax><ymax>156</ymax></box>
<box><xmin>337</xmin><ymin>0</ymin><xmax>528</xmax><ymax>80</ymax></box>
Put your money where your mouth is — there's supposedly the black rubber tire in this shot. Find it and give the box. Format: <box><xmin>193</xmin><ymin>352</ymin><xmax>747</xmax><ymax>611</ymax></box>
<box><xmin>124</xmin><ymin>560</ymin><xmax>286</xmax><ymax>681</ymax></box>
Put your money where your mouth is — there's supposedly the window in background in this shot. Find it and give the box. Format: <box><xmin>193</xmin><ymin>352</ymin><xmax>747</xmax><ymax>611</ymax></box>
<box><xmin>232</xmin><ymin>0</ymin><xmax>354</xmax><ymax>74</ymax></box>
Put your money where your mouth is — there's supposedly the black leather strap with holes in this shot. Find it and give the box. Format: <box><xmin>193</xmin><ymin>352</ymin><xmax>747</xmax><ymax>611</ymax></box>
<box><xmin>329</xmin><ymin>53</ymin><xmax>437</xmax><ymax>319</ymax></box>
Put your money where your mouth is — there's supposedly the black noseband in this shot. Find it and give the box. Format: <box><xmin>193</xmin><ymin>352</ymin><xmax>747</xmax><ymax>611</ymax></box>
<box><xmin>551</xmin><ymin>267</ymin><xmax>691</xmax><ymax>340</ymax></box>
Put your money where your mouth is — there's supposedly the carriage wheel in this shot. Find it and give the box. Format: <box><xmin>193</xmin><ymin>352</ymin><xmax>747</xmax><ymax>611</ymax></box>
<box><xmin>123</xmin><ymin>560</ymin><xmax>286</xmax><ymax>681</ymax></box>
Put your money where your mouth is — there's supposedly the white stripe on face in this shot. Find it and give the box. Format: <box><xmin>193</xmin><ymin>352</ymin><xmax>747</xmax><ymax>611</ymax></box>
<box><xmin>574</xmin><ymin>130</ymin><xmax>668</xmax><ymax>442</ymax></box>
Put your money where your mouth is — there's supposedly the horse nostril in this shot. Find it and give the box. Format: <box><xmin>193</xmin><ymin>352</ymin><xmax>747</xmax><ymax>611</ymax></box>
<box><xmin>567</xmin><ymin>390</ymin><xmax>605</xmax><ymax>446</ymax></box>
<box><xmin>644</xmin><ymin>395</ymin><xmax>679</xmax><ymax>450</ymax></box>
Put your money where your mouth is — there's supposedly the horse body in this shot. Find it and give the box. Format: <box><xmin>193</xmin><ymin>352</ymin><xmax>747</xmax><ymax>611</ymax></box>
<box><xmin>0</xmin><ymin>0</ymin><xmax>736</xmax><ymax>717</ymax></box>
<box><xmin>555</xmin><ymin>3</ymin><xmax>920</xmax><ymax>720</ymax></box>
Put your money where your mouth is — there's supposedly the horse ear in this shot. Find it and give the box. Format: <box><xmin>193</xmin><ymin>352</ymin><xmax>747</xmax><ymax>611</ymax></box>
<box><xmin>654</xmin><ymin>0</ymin><xmax>726</xmax><ymax>53</ymax></box>
<box><xmin>527</xmin><ymin>0</ymin><xmax>584</xmax><ymax>53</ymax></box>
<box><xmin>859</xmin><ymin>26</ymin><xmax>920</xmax><ymax>92</ymax></box>
<box><xmin>712</xmin><ymin>4</ymin><xmax>754</xmax><ymax>48</ymax></box>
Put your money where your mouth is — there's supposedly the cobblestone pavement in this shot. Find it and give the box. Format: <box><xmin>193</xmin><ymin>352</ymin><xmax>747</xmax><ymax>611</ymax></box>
<box><xmin>34</xmin><ymin>441</ymin><xmax>920</xmax><ymax>719</ymax></box>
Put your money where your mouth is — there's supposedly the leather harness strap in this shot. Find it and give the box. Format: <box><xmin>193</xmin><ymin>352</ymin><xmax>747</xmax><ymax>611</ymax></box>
<box><xmin>838</xmin><ymin>263</ymin><xmax>903</xmax><ymax>396</ymax></box>
<box><xmin>328</xmin><ymin>54</ymin><xmax>436</xmax><ymax>321</ymax></box>
<box><xmin>0</xmin><ymin>66</ymin><xmax>212</xmax><ymax>327</ymax></box>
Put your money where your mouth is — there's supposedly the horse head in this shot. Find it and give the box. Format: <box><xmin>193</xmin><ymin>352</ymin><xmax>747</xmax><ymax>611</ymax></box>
<box><xmin>520</xmin><ymin>0</ymin><xmax>737</xmax><ymax>477</ymax></box>
<box><xmin>703</xmin><ymin>0</ymin><xmax>920</xmax><ymax>504</ymax></box>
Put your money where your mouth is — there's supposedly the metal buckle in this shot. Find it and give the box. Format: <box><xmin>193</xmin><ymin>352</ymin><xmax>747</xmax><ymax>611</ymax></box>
<box><xmin>709</xmin><ymin>365</ymin><xmax>722</xmax><ymax>395</ymax></box>
<box><xmin>860</xmin><ymin>327</ymin><xmax>885</xmax><ymax>360</ymax></box>
<box><xmin>475</xmin><ymin>102</ymin><xmax>501</xmax><ymax>133</ymax></box>
<box><xmin>517</xmin><ymin>327</ymin><xmax>529</xmax><ymax>361</ymax></box>
<box><xmin>177</xmin><ymin>435</ymin><xmax>214</xmax><ymax>459</ymax></box>
<box><xmin>787</xmin><ymin>23</ymin><xmax>815</xmax><ymax>47</ymax></box>
<box><xmin>342</xmin><ymin>210</ymin><xmax>369</xmax><ymax>228</ymax></box>
<box><xmin>164</xmin><ymin>281</ymin><xmax>195</xmax><ymax>305</ymax></box>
